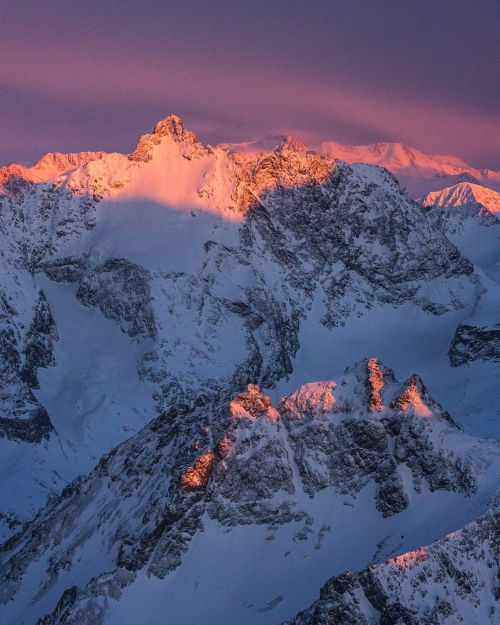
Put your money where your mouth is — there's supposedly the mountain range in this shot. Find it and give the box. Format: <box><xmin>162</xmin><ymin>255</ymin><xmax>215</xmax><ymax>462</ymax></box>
<box><xmin>0</xmin><ymin>115</ymin><xmax>498</xmax><ymax>625</ymax></box>
<box><xmin>221</xmin><ymin>136</ymin><xmax>500</xmax><ymax>199</ymax></box>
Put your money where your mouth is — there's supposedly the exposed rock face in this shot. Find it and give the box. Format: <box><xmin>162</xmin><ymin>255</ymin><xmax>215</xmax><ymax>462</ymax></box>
<box><xmin>211</xmin><ymin>385</ymin><xmax>295</xmax><ymax>510</ymax></box>
<box><xmin>238</xmin><ymin>158</ymin><xmax>474</xmax><ymax>325</ymax></box>
<box><xmin>76</xmin><ymin>259</ymin><xmax>157</xmax><ymax>340</ymax></box>
<box><xmin>0</xmin><ymin>115</ymin><xmax>477</xmax><ymax>439</ymax></box>
<box><xmin>449</xmin><ymin>323</ymin><xmax>500</xmax><ymax>366</ymax></box>
<box><xmin>180</xmin><ymin>450</ymin><xmax>214</xmax><ymax>490</ymax></box>
<box><xmin>19</xmin><ymin>291</ymin><xmax>59</xmax><ymax>388</ymax></box>
<box><xmin>1</xmin><ymin>359</ymin><xmax>497</xmax><ymax>625</ymax></box>
<box><xmin>0</xmin><ymin>406</ymin><xmax>52</xmax><ymax>444</ymax></box>
<box><xmin>392</xmin><ymin>374</ymin><xmax>424</xmax><ymax>411</ymax></box>
<box><xmin>284</xmin><ymin>500</ymin><xmax>500</xmax><ymax>625</ymax></box>
<box><xmin>28</xmin><ymin>120</ymin><xmax>476</xmax><ymax>425</ymax></box>
<box><xmin>0</xmin><ymin>287</ymin><xmax>56</xmax><ymax>443</ymax></box>
<box><xmin>279</xmin><ymin>361</ymin><xmax>473</xmax><ymax>515</ymax></box>
<box><xmin>230</xmin><ymin>383</ymin><xmax>272</xmax><ymax>418</ymax></box>
<box><xmin>367</xmin><ymin>357</ymin><xmax>385</xmax><ymax>412</ymax></box>
<box><xmin>129</xmin><ymin>115</ymin><xmax>202</xmax><ymax>162</ymax></box>
<box><xmin>41</xmin><ymin>255</ymin><xmax>149</xmax><ymax>319</ymax></box>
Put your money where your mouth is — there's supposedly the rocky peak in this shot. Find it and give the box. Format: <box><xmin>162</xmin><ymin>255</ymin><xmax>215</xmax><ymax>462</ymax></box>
<box><xmin>392</xmin><ymin>374</ymin><xmax>455</xmax><ymax>424</ymax></box>
<box><xmin>392</xmin><ymin>374</ymin><xmax>429</xmax><ymax>413</ymax></box>
<box><xmin>231</xmin><ymin>142</ymin><xmax>334</xmax><ymax>212</ymax></box>
<box><xmin>345</xmin><ymin>358</ymin><xmax>396</xmax><ymax>414</ymax></box>
<box><xmin>129</xmin><ymin>114</ymin><xmax>199</xmax><ymax>162</ymax></box>
<box><xmin>274</xmin><ymin>135</ymin><xmax>309</xmax><ymax>155</ymax></box>
<box><xmin>278</xmin><ymin>381</ymin><xmax>338</xmax><ymax>420</ymax></box>
<box><xmin>0</xmin><ymin>360</ymin><xmax>496</xmax><ymax>625</ymax></box>
<box><xmin>229</xmin><ymin>383</ymin><xmax>273</xmax><ymax>419</ymax></box>
<box><xmin>19</xmin><ymin>290</ymin><xmax>59</xmax><ymax>389</ymax></box>
<box><xmin>152</xmin><ymin>114</ymin><xmax>197</xmax><ymax>143</ymax></box>
<box><xmin>279</xmin><ymin>359</ymin><xmax>452</xmax><ymax>426</ymax></box>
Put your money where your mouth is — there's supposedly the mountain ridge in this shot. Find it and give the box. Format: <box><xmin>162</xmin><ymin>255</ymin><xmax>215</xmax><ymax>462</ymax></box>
<box><xmin>3</xmin><ymin>118</ymin><xmax>500</xmax><ymax>201</ymax></box>
<box><xmin>1</xmin><ymin>358</ymin><xmax>498</xmax><ymax>625</ymax></box>
<box><xmin>422</xmin><ymin>181</ymin><xmax>500</xmax><ymax>215</ymax></box>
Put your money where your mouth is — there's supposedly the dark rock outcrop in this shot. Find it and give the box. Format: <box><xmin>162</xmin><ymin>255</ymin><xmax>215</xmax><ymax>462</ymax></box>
<box><xmin>449</xmin><ymin>323</ymin><xmax>500</xmax><ymax>366</ymax></box>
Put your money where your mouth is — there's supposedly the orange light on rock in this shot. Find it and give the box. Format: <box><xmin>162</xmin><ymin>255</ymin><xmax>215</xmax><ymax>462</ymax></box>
<box><xmin>367</xmin><ymin>357</ymin><xmax>385</xmax><ymax>412</ymax></box>
<box><xmin>180</xmin><ymin>450</ymin><xmax>214</xmax><ymax>490</ymax></box>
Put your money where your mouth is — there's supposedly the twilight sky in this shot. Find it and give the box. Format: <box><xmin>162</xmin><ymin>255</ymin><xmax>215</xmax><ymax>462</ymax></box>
<box><xmin>1</xmin><ymin>0</ymin><xmax>499</xmax><ymax>168</ymax></box>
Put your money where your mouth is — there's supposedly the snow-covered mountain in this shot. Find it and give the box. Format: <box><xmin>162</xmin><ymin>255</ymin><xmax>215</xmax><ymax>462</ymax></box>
<box><xmin>1</xmin><ymin>359</ymin><xmax>498</xmax><ymax>625</ymax></box>
<box><xmin>422</xmin><ymin>181</ymin><xmax>500</xmax><ymax>216</ymax></box>
<box><xmin>0</xmin><ymin>115</ymin><xmax>498</xmax><ymax>624</ymax></box>
<box><xmin>0</xmin><ymin>152</ymin><xmax>107</xmax><ymax>187</ymax></box>
<box><xmin>421</xmin><ymin>182</ymin><xmax>500</xmax><ymax>376</ymax></box>
<box><xmin>221</xmin><ymin>136</ymin><xmax>500</xmax><ymax>199</ymax></box>
<box><xmin>319</xmin><ymin>141</ymin><xmax>500</xmax><ymax>198</ymax></box>
<box><xmin>285</xmin><ymin>497</ymin><xmax>499</xmax><ymax>625</ymax></box>
<box><xmin>0</xmin><ymin>115</ymin><xmax>480</xmax><ymax>533</ymax></box>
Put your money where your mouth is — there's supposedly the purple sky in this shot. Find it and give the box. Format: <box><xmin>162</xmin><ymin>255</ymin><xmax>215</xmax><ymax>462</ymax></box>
<box><xmin>1</xmin><ymin>0</ymin><xmax>499</xmax><ymax>168</ymax></box>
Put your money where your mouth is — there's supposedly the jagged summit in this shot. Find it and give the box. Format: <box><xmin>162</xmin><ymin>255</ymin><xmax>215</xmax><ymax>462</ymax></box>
<box><xmin>230</xmin><ymin>383</ymin><xmax>274</xmax><ymax>419</ymax></box>
<box><xmin>0</xmin><ymin>112</ymin><xmax>498</xmax><ymax>625</ymax></box>
<box><xmin>272</xmin><ymin>135</ymin><xmax>309</xmax><ymax>154</ymax></box>
<box><xmin>152</xmin><ymin>114</ymin><xmax>197</xmax><ymax>142</ymax></box>
<box><xmin>218</xmin><ymin>134</ymin><xmax>310</xmax><ymax>156</ymax></box>
<box><xmin>226</xmin><ymin>359</ymin><xmax>448</xmax><ymax>426</ymax></box>
<box><xmin>279</xmin><ymin>358</ymin><xmax>452</xmax><ymax>424</ymax></box>
<box><xmin>2</xmin><ymin>116</ymin><xmax>499</xmax><ymax>204</ymax></box>
<box><xmin>0</xmin><ymin>150</ymin><xmax>107</xmax><ymax>186</ymax></box>
<box><xmin>129</xmin><ymin>113</ymin><xmax>200</xmax><ymax>162</ymax></box>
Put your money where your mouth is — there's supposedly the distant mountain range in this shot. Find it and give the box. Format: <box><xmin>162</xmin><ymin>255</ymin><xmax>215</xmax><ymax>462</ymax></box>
<box><xmin>220</xmin><ymin>136</ymin><xmax>500</xmax><ymax>199</ymax></box>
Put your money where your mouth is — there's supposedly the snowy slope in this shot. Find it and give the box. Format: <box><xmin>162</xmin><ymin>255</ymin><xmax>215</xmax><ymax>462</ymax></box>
<box><xmin>420</xmin><ymin>182</ymin><xmax>500</xmax><ymax>436</ymax></box>
<box><xmin>273</xmin><ymin>176</ymin><xmax>500</xmax><ymax>438</ymax></box>
<box><xmin>285</xmin><ymin>497</ymin><xmax>499</xmax><ymax>625</ymax></box>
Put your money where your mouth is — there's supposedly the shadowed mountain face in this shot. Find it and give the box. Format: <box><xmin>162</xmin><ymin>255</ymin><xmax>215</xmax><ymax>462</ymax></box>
<box><xmin>0</xmin><ymin>116</ymin><xmax>498</xmax><ymax>625</ymax></box>
<box><xmin>1</xmin><ymin>359</ymin><xmax>498</xmax><ymax>625</ymax></box>
<box><xmin>285</xmin><ymin>498</ymin><xmax>500</xmax><ymax>625</ymax></box>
